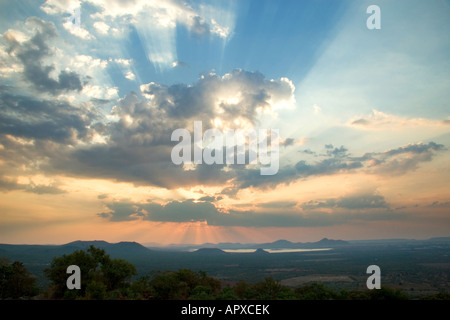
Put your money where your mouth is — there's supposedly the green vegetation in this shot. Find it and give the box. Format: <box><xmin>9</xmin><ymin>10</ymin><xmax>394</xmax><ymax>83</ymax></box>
<box><xmin>0</xmin><ymin>258</ymin><xmax>39</xmax><ymax>299</ymax></box>
<box><xmin>1</xmin><ymin>244</ymin><xmax>449</xmax><ymax>300</ymax></box>
<box><xmin>44</xmin><ymin>245</ymin><xmax>136</xmax><ymax>299</ymax></box>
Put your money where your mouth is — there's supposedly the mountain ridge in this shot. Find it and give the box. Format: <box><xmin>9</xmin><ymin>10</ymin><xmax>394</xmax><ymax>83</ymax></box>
<box><xmin>153</xmin><ymin>238</ymin><xmax>350</xmax><ymax>251</ymax></box>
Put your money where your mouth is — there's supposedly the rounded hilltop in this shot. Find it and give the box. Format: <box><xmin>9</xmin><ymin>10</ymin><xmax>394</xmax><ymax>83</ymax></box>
<box><xmin>193</xmin><ymin>248</ymin><xmax>228</xmax><ymax>255</ymax></box>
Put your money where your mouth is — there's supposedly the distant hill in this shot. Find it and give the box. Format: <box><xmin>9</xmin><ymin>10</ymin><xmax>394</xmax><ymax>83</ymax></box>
<box><xmin>209</xmin><ymin>238</ymin><xmax>349</xmax><ymax>250</ymax></box>
<box><xmin>0</xmin><ymin>240</ymin><xmax>151</xmax><ymax>264</ymax></box>
<box><xmin>63</xmin><ymin>240</ymin><xmax>151</xmax><ymax>256</ymax></box>
<box><xmin>63</xmin><ymin>240</ymin><xmax>111</xmax><ymax>248</ymax></box>
<box><xmin>147</xmin><ymin>238</ymin><xmax>352</xmax><ymax>251</ymax></box>
<box><xmin>192</xmin><ymin>248</ymin><xmax>228</xmax><ymax>255</ymax></box>
<box><xmin>252</xmin><ymin>248</ymin><xmax>270</xmax><ymax>255</ymax></box>
<box><xmin>148</xmin><ymin>238</ymin><xmax>350</xmax><ymax>252</ymax></box>
<box><xmin>427</xmin><ymin>237</ymin><xmax>450</xmax><ymax>243</ymax></box>
<box><xmin>314</xmin><ymin>238</ymin><xmax>348</xmax><ymax>247</ymax></box>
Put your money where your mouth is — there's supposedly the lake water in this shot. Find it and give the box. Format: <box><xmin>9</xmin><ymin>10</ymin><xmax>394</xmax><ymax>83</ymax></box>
<box><xmin>222</xmin><ymin>248</ymin><xmax>332</xmax><ymax>253</ymax></box>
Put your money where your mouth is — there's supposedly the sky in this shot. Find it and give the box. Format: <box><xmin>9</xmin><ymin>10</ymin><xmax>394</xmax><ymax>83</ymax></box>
<box><xmin>0</xmin><ymin>0</ymin><xmax>449</xmax><ymax>245</ymax></box>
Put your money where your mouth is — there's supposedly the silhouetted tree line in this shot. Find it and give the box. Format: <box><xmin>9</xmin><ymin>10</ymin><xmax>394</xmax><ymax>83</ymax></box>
<box><xmin>1</xmin><ymin>246</ymin><xmax>449</xmax><ymax>300</ymax></box>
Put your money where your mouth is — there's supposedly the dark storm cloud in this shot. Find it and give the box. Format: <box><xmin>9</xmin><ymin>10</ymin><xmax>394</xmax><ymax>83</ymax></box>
<box><xmin>4</xmin><ymin>17</ymin><xmax>83</xmax><ymax>94</ymax></box>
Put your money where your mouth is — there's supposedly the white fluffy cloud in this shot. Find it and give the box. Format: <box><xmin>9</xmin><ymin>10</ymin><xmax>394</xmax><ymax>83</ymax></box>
<box><xmin>40</xmin><ymin>0</ymin><xmax>235</xmax><ymax>69</ymax></box>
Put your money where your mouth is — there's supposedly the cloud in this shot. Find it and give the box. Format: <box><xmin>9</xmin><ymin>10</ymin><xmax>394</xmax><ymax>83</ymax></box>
<box><xmin>0</xmin><ymin>13</ymin><xmax>444</xmax><ymax>198</ymax></box>
<box><xmin>0</xmin><ymin>90</ymin><xmax>97</xmax><ymax>144</ymax></box>
<box><xmin>1</xmin><ymin>72</ymin><xmax>443</xmax><ymax>196</ymax></box>
<box><xmin>350</xmin><ymin>109</ymin><xmax>450</xmax><ymax>130</ymax></box>
<box><xmin>25</xmin><ymin>183</ymin><xmax>66</xmax><ymax>195</ymax></box>
<box><xmin>301</xmin><ymin>149</ymin><xmax>316</xmax><ymax>155</ymax></box>
<box><xmin>140</xmin><ymin>69</ymin><xmax>295</xmax><ymax>124</ymax></box>
<box><xmin>63</xmin><ymin>22</ymin><xmax>94</xmax><ymax>40</ymax></box>
<box><xmin>294</xmin><ymin>142</ymin><xmax>444</xmax><ymax>178</ymax></box>
<box><xmin>198</xmin><ymin>195</ymin><xmax>223</xmax><ymax>202</ymax></box>
<box><xmin>3</xmin><ymin>17</ymin><xmax>84</xmax><ymax>94</ymax></box>
<box><xmin>40</xmin><ymin>0</ymin><xmax>235</xmax><ymax>69</ymax></box>
<box><xmin>280</xmin><ymin>138</ymin><xmax>296</xmax><ymax>148</ymax></box>
<box><xmin>229</xmin><ymin>141</ymin><xmax>445</xmax><ymax>191</ymax></box>
<box><xmin>47</xmin><ymin>70</ymin><xmax>295</xmax><ymax>188</ymax></box>
<box><xmin>257</xmin><ymin>201</ymin><xmax>297</xmax><ymax>209</ymax></box>
<box><xmin>83</xmin><ymin>0</ymin><xmax>233</xmax><ymax>38</ymax></box>
<box><xmin>98</xmin><ymin>196</ymin><xmax>401</xmax><ymax>227</ymax></box>
<box><xmin>0</xmin><ymin>175</ymin><xmax>66</xmax><ymax>194</ymax></box>
<box><xmin>99</xmin><ymin>199</ymin><xmax>218</xmax><ymax>222</ymax></box>
<box><xmin>93</xmin><ymin>21</ymin><xmax>110</xmax><ymax>34</ymax></box>
<box><xmin>300</xmin><ymin>194</ymin><xmax>389</xmax><ymax>211</ymax></box>
<box><xmin>429</xmin><ymin>201</ymin><xmax>450</xmax><ymax>208</ymax></box>
<box><xmin>313</xmin><ymin>104</ymin><xmax>322</xmax><ymax>114</ymax></box>
<box><xmin>40</xmin><ymin>0</ymin><xmax>81</xmax><ymax>15</ymax></box>
<box><xmin>171</xmin><ymin>61</ymin><xmax>189</xmax><ymax>68</ymax></box>
<box><xmin>294</xmin><ymin>145</ymin><xmax>363</xmax><ymax>178</ymax></box>
<box><xmin>358</xmin><ymin>142</ymin><xmax>445</xmax><ymax>175</ymax></box>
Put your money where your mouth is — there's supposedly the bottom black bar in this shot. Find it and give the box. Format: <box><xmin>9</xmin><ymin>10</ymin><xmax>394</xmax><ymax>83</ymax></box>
<box><xmin>0</xmin><ymin>300</ymin><xmax>445</xmax><ymax>319</ymax></box>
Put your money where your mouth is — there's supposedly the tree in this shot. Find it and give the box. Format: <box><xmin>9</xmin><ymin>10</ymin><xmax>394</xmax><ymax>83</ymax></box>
<box><xmin>148</xmin><ymin>269</ymin><xmax>222</xmax><ymax>300</ymax></box>
<box><xmin>86</xmin><ymin>280</ymin><xmax>107</xmax><ymax>300</ymax></box>
<box><xmin>102</xmin><ymin>258</ymin><xmax>137</xmax><ymax>291</ymax></box>
<box><xmin>129</xmin><ymin>275</ymin><xmax>153</xmax><ymax>299</ymax></box>
<box><xmin>252</xmin><ymin>277</ymin><xmax>294</xmax><ymax>300</ymax></box>
<box><xmin>44</xmin><ymin>248</ymin><xmax>97</xmax><ymax>298</ymax></box>
<box><xmin>233</xmin><ymin>280</ymin><xmax>253</xmax><ymax>299</ymax></box>
<box><xmin>44</xmin><ymin>245</ymin><xmax>136</xmax><ymax>299</ymax></box>
<box><xmin>0</xmin><ymin>259</ymin><xmax>38</xmax><ymax>299</ymax></box>
<box><xmin>216</xmin><ymin>286</ymin><xmax>239</xmax><ymax>300</ymax></box>
<box><xmin>294</xmin><ymin>283</ymin><xmax>339</xmax><ymax>300</ymax></box>
<box><xmin>149</xmin><ymin>270</ymin><xmax>189</xmax><ymax>299</ymax></box>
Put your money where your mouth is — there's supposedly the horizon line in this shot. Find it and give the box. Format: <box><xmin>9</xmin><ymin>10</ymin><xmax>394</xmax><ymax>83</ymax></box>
<box><xmin>1</xmin><ymin>236</ymin><xmax>449</xmax><ymax>246</ymax></box>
